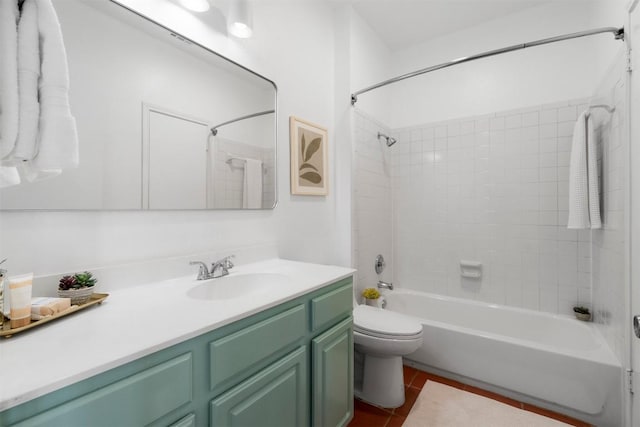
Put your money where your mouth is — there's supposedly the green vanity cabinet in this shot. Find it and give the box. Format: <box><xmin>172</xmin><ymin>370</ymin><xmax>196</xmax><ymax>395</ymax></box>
<box><xmin>312</xmin><ymin>318</ymin><xmax>353</xmax><ymax>427</ymax></box>
<box><xmin>0</xmin><ymin>276</ymin><xmax>353</xmax><ymax>427</ymax></box>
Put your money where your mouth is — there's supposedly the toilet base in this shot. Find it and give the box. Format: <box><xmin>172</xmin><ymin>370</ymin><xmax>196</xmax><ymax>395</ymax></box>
<box><xmin>358</xmin><ymin>353</ymin><xmax>405</xmax><ymax>408</ymax></box>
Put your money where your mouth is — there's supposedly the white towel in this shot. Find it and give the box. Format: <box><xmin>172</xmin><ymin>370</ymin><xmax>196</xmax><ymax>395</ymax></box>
<box><xmin>17</xmin><ymin>161</ymin><xmax>60</xmax><ymax>183</ymax></box>
<box><xmin>31</xmin><ymin>0</ymin><xmax>79</xmax><ymax>171</ymax></box>
<box><xmin>0</xmin><ymin>0</ymin><xmax>19</xmax><ymax>160</ymax></box>
<box><xmin>568</xmin><ymin>111</ymin><xmax>601</xmax><ymax>229</ymax></box>
<box><xmin>13</xmin><ymin>0</ymin><xmax>40</xmax><ymax>162</ymax></box>
<box><xmin>0</xmin><ymin>166</ymin><xmax>20</xmax><ymax>188</ymax></box>
<box><xmin>242</xmin><ymin>158</ymin><xmax>263</xmax><ymax>209</ymax></box>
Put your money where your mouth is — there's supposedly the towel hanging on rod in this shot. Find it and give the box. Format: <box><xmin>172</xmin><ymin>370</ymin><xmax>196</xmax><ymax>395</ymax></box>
<box><xmin>224</xmin><ymin>152</ymin><xmax>267</xmax><ymax>175</ymax></box>
<box><xmin>568</xmin><ymin>110</ymin><xmax>601</xmax><ymax>229</ymax></box>
<box><xmin>586</xmin><ymin>104</ymin><xmax>615</xmax><ymax>117</ymax></box>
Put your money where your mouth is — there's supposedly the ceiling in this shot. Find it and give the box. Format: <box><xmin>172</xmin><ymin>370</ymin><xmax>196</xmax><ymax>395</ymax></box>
<box><xmin>168</xmin><ymin>0</ymin><xmax>555</xmax><ymax>51</ymax></box>
<box><xmin>345</xmin><ymin>0</ymin><xmax>550</xmax><ymax>51</ymax></box>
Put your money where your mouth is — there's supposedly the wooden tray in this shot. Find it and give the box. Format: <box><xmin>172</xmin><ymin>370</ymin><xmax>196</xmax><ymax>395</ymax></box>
<box><xmin>0</xmin><ymin>293</ymin><xmax>109</xmax><ymax>338</ymax></box>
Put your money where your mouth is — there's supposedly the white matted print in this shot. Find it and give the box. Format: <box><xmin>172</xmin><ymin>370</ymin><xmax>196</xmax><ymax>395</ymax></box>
<box><xmin>289</xmin><ymin>116</ymin><xmax>328</xmax><ymax>196</ymax></box>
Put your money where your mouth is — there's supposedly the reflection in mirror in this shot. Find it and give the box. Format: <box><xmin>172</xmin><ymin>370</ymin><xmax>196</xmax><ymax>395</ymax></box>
<box><xmin>0</xmin><ymin>0</ymin><xmax>276</xmax><ymax>210</ymax></box>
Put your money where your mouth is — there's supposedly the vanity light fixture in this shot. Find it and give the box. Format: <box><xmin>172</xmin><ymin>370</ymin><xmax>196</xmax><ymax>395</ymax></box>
<box><xmin>178</xmin><ymin>0</ymin><xmax>210</xmax><ymax>13</ymax></box>
<box><xmin>227</xmin><ymin>0</ymin><xmax>253</xmax><ymax>38</ymax></box>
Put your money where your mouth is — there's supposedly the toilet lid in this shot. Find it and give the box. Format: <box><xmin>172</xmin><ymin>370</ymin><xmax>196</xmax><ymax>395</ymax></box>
<box><xmin>353</xmin><ymin>305</ymin><xmax>422</xmax><ymax>337</ymax></box>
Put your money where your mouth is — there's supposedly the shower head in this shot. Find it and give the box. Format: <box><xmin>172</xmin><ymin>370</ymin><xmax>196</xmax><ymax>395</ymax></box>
<box><xmin>377</xmin><ymin>132</ymin><xmax>397</xmax><ymax>147</ymax></box>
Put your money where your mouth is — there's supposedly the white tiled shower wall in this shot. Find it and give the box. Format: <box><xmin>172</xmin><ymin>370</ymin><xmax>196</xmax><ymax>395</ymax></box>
<box><xmin>352</xmin><ymin>110</ymin><xmax>393</xmax><ymax>299</ymax></box>
<box><xmin>353</xmin><ymin>98</ymin><xmax>622</xmax><ymax>315</ymax></box>
<box><xmin>353</xmin><ymin>91</ymin><xmax>627</xmax><ymax>324</ymax></box>
<box><xmin>591</xmin><ymin>50</ymin><xmax>628</xmax><ymax>361</ymax></box>
<box><xmin>391</xmin><ymin>99</ymin><xmax>593</xmax><ymax>315</ymax></box>
<box><xmin>211</xmin><ymin>138</ymin><xmax>275</xmax><ymax>209</ymax></box>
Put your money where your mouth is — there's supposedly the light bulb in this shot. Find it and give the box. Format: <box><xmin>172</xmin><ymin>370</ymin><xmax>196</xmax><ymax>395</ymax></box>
<box><xmin>228</xmin><ymin>0</ymin><xmax>253</xmax><ymax>38</ymax></box>
<box><xmin>229</xmin><ymin>22</ymin><xmax>253</xmax><ymax>38</ymax></box>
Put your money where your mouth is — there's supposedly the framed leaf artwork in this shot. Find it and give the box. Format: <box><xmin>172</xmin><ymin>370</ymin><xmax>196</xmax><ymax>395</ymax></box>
<box><xmin>289</xmin><ymin>116</ymin><xmax>328</xmax><ymax>196</ymax></box>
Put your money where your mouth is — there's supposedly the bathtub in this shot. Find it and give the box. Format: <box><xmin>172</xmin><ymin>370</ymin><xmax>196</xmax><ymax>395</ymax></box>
<box><xmin>384</xmin><ymin>289</ymin><xmax>622</xmax><ymax>426</ymax></box>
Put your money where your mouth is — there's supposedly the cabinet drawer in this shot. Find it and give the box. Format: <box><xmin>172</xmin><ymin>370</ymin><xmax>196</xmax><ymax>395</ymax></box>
<box><xmin>209</xmin><ymin>304</ymin><xmax>306</xmax><ymax>391</ymax></box>
<box><xmin>310</xmin><ymin>281</ymin><xmax>352</xmax><ymax>332</ymax></box>
<box><xmin>14</xmin><ymin>353</ymin><xmax>192</xmax><ymax>427</ymax></box>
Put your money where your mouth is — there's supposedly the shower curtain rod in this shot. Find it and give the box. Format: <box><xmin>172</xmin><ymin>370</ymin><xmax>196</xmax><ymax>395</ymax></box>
<box><xmin>350</xmin><ymin>27</ymin><xmax>624</xmax><ymax>105</ymax></box>
<box><xmin>211</xmin><ymin>110</ymin><xmax>275</xmax><ymax>135</ymax></box>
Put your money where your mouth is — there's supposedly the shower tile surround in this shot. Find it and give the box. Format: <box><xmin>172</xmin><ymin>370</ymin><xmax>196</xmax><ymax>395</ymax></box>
<box><xmin>353</xmin><ymin>111</ymin><xmax>394</xmax><ymax>297</ymax></box>
<box><xmin>211</xmin><ymin>139</ymin><xmax>275</xmax><ymax>209</ymax></box>
<box><xmin>391</xmin><ymin>99</ymin><xmax>593</xmax><ymax>315</ymax></box>
<box><xmin>355</xmin><ymin>90</ymin><xmax>626</xmax><ymax>329</ymax></box>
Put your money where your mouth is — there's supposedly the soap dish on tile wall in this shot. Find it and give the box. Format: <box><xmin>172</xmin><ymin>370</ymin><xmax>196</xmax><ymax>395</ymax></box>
<box><xmin>572</xmin><ymin>306</ymin><xmax>591</xmax><ymax>322</ymax></box>
<box><xmin>0</xmin><ymin>293</ymin><xmax>109</xmax><ymax>338</ymax></box>
<box><xmin>460</xmin><ymin>260</ymin><xmax>482</xmax><ymax>279</ymax></box>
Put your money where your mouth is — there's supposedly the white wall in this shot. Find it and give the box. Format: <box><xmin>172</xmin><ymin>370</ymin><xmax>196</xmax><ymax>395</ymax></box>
<box><xmin>0</xmin><ymin>0</ymin><xmax>346</xmax><ymax>279</ymax></box>
<box><xmin>388</xmin><ymin>1</ymin><xmax>627</xmax><ymax>128</ymax></box>
<box><xmin>348</xmin><ymin>9</ymin><xmax>392</xmax><ymax>124</ymax></box>
<box><xmin>343</xmin><ymin>6</ymin><xmax>394</xmax><ymax>292</ymax></box>
<box><xmin>628</xmin><ymin>3</ymin><xmax>640</xmax><ymax>425</ymax></box>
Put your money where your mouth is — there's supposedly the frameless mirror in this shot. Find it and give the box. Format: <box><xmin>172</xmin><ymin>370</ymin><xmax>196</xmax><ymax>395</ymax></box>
<box><xmin>0</xmin><ymin>0</ymin><xmax>276</xmax><ymax>210</ymax></box>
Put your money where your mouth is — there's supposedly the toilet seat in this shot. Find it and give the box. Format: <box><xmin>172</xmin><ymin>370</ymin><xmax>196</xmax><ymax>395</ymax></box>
<box><xmin>353</xmin><ymin>305</ymin><xmax>422</xmax><ymax>340</ymax></box>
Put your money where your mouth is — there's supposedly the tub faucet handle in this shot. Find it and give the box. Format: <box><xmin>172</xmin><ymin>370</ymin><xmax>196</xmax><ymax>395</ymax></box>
<box><xmin>377</xmin><ymin>280</ymin><xmax>393</xmax><ymax>290</ymax></box>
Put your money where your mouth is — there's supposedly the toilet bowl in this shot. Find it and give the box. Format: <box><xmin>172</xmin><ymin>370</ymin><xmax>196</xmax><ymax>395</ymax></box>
<box><xmin>353</xmin><ymin>304</ymin><xmax>423</xmax><ymax>408</ymax></box>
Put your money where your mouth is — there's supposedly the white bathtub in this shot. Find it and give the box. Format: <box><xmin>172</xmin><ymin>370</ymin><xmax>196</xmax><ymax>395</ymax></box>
<box><xmin>384</xmin><ymin>289</ymin><xmax>622</xmax><ymax>426</ymax></box>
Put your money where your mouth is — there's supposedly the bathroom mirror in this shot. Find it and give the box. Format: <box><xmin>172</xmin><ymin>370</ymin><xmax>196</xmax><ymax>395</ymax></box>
<box><xmin>0</xmin><ymin>0</ymin><xmax>277</xmax><ymax>210</ymax></box>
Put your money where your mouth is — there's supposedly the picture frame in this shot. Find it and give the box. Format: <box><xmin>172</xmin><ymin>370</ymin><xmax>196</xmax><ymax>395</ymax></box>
<box><xmin>289</xmin><ymin>116</ymin><xmax>328</xmax><ymax>196</ymax></box>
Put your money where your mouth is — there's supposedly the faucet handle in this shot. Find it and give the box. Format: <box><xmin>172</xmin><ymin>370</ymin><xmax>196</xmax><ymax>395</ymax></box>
<box><xmin>209</xmin><ymin>255</ymin><xmax>235</xmax><ymax>278</ymax></box>
<box><xmin>190</xmin><ymin>261</ymin><xmax>210</xmax><ymax>280</ymax></box>
<box><xmin>223</xmin><ymin>255</ymin><xmax>235</xmax><ymax>269</ymax></box>
<box><xmin>213</xmin><ymin>255</ymin><xmax>235</xmax><ymax>269</ymax></box>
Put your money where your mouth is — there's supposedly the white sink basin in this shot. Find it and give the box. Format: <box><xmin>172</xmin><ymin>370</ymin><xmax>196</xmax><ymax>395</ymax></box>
<box><xmin>187</xmin><ymin>273</ymin><xmax>290</xmax><ymax>300</ymax></box>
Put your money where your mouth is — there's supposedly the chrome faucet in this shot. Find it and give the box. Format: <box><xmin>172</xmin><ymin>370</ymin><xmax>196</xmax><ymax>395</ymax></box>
<box><xmin>189</xmin><ymin>261</ymin><xmax>211</xmax><ymax>280</ymax></box>
<box><xmin>377</xmin><ymin>280</ymin><xmax>393</xmax><ymax>290</ymax></box>
<box><xmin>190</xmin><ymin>255</ymin><xmax>235</xmax><ymax>280</ymax></box>
<box><xmin>210</xmin><ymin>255</ymin><xmax>235</xmax><ymax>278</ymax></box>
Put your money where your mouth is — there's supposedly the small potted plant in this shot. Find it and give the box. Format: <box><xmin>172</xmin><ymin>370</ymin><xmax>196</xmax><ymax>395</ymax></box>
<box><xmin>362</xmin><ymin>288</ymin><xmax>381</xmax><ymax>307</ymax></box>
<box><xmin>58</xmin><ymin>271</ymin><xmax>98</xmax><ymax>305</ymax></box>
<box><xmin>573</xmin><ymin>305</ymin><xmax>591</xmax><ymax>322</ymax></box>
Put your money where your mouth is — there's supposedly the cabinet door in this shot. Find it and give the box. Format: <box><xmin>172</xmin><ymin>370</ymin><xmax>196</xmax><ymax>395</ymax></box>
<box><xmin>312</xmin><ymin>317</ymin><xmax>353</xmax><ymax>427</ymax></box>
<box><xmin>210</xmin><ymin>346</ymin><xmax>308</xmax><ymax>427</ymax></box>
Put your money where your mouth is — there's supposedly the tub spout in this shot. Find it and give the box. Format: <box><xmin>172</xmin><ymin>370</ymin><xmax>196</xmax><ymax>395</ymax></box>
<box><xmin>377</xmin><ymin>280</ymin><xmax>393</xmax><ymax>290</ymax></box>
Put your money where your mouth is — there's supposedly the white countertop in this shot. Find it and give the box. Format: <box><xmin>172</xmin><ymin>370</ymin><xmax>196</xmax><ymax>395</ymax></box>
<box><xmin>0</xmin><ymin>258</ymin><xmax>355</xmax><ymax>411</ymax></box>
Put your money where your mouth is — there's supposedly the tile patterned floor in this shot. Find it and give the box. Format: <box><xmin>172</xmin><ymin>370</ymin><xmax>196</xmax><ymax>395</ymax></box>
<box><xmin>347</xmin><ymin>365</ymin><xmax>592</xmax><ymax>427</ymax></box>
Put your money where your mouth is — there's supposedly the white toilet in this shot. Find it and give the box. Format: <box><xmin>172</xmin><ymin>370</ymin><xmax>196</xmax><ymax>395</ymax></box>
<box><xmin>353</xmin><ymin>304</ymin><xmax>423</xmax><ymax>408</ymax></box>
